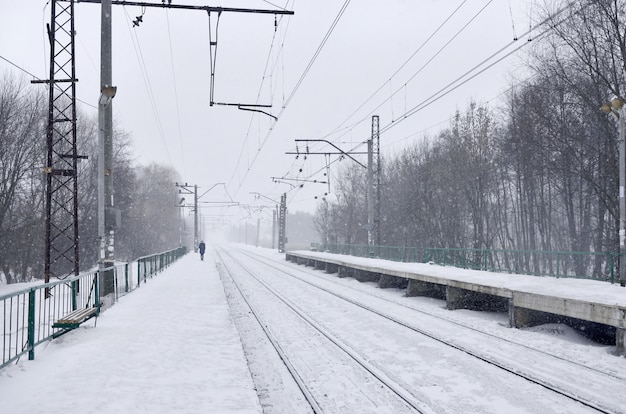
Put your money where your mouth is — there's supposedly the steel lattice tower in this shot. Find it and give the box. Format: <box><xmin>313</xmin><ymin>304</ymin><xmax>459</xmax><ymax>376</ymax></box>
<box><xmin>367</xmin><ymin>115</ymin><xmax>381</xmax><ymax>247</ymax></box>
<box><xmin>278</xmin><ymin>193</ymin><xmax>287</xmax><ymax>253</ymax></box>
<box><xmin>372</xmin><ymin>115</ymin><xmax>381</xmax><ymax>246</ymax></box>
<box><xmin>42</xmin><ymin>0</ymin><xmax>80</xmax><ymax>283</ymax></box>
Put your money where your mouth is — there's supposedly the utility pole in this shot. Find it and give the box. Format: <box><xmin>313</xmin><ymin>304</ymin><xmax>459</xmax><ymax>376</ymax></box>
<box><xmin>178</xmin><ymin>196</ymin><xmax>184</xmax><ymax>246</ymax></box>
<box><xmin>98</xmin><ymin>0</ymin><xmax>118</xmax><ymax>297</ymax></box>
<box><xmin>194</xmin><ymin>185</ymin><xmax>198</xmax><ymax>250</ymax></box>
<box><xmin>367</xmin><ymin>121</ymin><xmax>375</xmax><ymax>249</ymax></box>
<box><xmin>176</xmin><ymin>183</ymin><xmax>198</xmax><ymax>251</ymax></box>
<box><xmin>286</xmin><ymin>137</ymin><xmax>375</xmax><ymax>248</ymax></box>
<box><xmin>177</xmin><ymin>182</ymin><xmax>228</xmax><ymax>251</ymax></box>
<box><xmin>278</xmin><ymin>193</ymin><xmax>287</xmax><ymax>253</ymax></box>
<box><xmin>366</xmin><ymin>116</ymin><xmax>380</xmax><ymax>253</ymax></box>
<box><xmin>372</xmin><ymin>115</ymin><xmax>381</xmax><ymax>246</ymax></box>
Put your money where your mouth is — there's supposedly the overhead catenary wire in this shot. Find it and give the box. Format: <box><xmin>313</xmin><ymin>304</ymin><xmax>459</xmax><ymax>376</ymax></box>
<box><xmin>287</xmin><ymin>0</ymin><xmax>581</xmax><ymax>203</ymax></box>
<box><xmin>282</xmin><ymin>0</ymin><xmax>351</xmax><ymax>110</ymax></box>
<box><xmin>382</xmin><ymin>68</ymin><xmax>544</xmax><ymax>151</ymax></box>
<box><xmin>321</xmin><ymin>0</ymin><xmax>470</xmax><ymax>143</ymax></box>
<box><xmin>319</xmin><ymin>0</ymin><xmax>496</xmax><ymax>150</ymax></box>
<box><xmin>381</xmin><ymin>2</ymin><xmax>577</xmax><ymax>151</ymax></box>
<box><xmin>0</xmin><ymin>55</ymin><xmax>40</xmax><ymax>82</ymax></box>
<box><xmin>0</xmin><ymin>54</ymin><xmax>98</xmax><ymax>110</ymax></box>
<box><xmin>320</xmin><ymin>0</ymin><xmax>575</xmax><ymax>156</ymax></box>
<box><xmin>227</xmin><ymin>1</ymin><xmax>291</xmax><ymax>189</ymax></box>
<box><xmin>376</xmin><ymin>0</ymin><xmax>576</xmax><ymax>138</ymax></box>
<box><xmin>165</xmin><ymin>9</ymin><xmax>187</xmax><ymax>178</ymax></box>
<box><xmin>123</xmin><ymin>6</ymin><xmax>173</xmax><ymax>166</ymax></box>
<box><xmin>279</xmin><ymin>0</ymin><xmax>509</xmax><ymax>206</ymax></box>
<box><xmin>230</xmin><ymin>0</ymin><xmax>351</xmax><ymax>197</ymax></box>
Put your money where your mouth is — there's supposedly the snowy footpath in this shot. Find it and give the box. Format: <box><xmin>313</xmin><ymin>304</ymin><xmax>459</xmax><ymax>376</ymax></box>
<box><xmin>0</xmin><ymin>254</ymin><xmax>261</xmax><ymax>414</ymax></box>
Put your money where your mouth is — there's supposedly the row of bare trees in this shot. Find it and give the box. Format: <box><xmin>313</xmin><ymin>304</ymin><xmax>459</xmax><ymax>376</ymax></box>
<box><xmin>315</xmin><ymin>1</ymin><xmax>626</xmax><ymax>277</ymax></box>
<box><xmin>0</xmin><ymin>73</ymin><xmax>183</xmax><ymax>284</ymax></box>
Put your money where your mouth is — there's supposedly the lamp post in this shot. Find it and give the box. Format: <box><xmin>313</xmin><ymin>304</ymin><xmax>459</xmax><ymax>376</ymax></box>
<box><xmin>97</xmin><ymin>85</ymin><xmax>117</xmax><ymax>266</ymax></box>
<box><xmin>602</xmin><ymin>97</ymin><xmax>626</xmax><ymax>286</ymax></box>
<box><xmin>97</xmin><ymin>0</ymin><xmax>118</xmax><ymax>302</ymax></box>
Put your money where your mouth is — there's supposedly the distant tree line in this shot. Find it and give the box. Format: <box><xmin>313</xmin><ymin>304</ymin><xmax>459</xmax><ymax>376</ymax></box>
<box><xmin>0</xmin><ymin>73</ymin><xmax>184</xmax><ymax>284</ymax></box>
<box><xmin>315</xmin><ymin>1</ymin><xmax>626</xmax><ymax>277</ymax></box>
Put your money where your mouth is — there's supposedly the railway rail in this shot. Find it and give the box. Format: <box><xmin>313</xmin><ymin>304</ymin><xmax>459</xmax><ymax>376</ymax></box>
<box><xmin>242</xmin><ymin>248</ymin><xmax>626</xmax><ymax>383</ymax></box>
<box><xmin>216</xmin><ymin>248</ymin><xmax>428</xmax><ymax>413</ymax></box>
<box><xmin>220</xmin><ymin>246</ymin><xmax>625</xmax><ymax>413</ymax></box>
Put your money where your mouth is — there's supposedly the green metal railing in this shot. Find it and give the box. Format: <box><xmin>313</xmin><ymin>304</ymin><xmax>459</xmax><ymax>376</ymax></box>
<box><xmin>1</xmin><ymin>247</ymin><xmax>187</xmax><ymax>370</ymax></box>
<box><xmin>311</xmin><ymin>243</ymin><xmax>621</xmax><ymax>282</ymax></box>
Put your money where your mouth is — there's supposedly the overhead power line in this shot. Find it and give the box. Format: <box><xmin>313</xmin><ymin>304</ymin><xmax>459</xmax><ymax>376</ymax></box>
<box><xmin>282</xmin><ymin>0</ymin><xmax>351</xmax><ymax>110</ymax></box>
<box><xmin>230</xmin><ymin>0</ymin><xmax>352</xmax><ymax>197</ymax></box>
<box><xmin>228</xmin><ymin>1</ymin><xmax>291</xmax><ymax>188</ymax></box>
<box><xmin>322</xmin><ymin>0</ymin><xmax>471</xmax><ymax>143</ymax></box>
<box><xmin>123</xmin><ymin>6</ymin><xmax>173</xmax><ymax>166</ymax></box>
<box><xmin>0</xmin><ymin>54</ymin><xmax>98</xmax><ymax>109</ymax></box>
<box><xmin>376</xmin><ymin>0</ymin><xmax>577</xmax><ymax>137</ymax></box>
<box><xmin>165</xmin><ymin>9</ymin><xmax>187</xmax><ymax>178</ymax></box>
<box><xmin>320</xmin><ymin>0</ymin><xmax>495</xmax><ymax>150</ymax></box>
<box><xmin>290</xmin><ymin>0</ymin><xmax>582</xmax><ymax>203</ymax></box>
<box><xmin>0</xmin><ymin>54</ymin><xmax>39</xmax><ymax>79</ymax></box>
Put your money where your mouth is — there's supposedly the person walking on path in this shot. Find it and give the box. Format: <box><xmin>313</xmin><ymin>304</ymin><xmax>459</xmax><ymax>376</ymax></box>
<box><xmin>198</xmin><ymin>241</ymin><xmax>206</xmax><ymax>261</ymax></box>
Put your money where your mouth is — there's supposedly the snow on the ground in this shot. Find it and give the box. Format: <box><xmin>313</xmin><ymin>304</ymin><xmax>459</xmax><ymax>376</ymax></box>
<box><xmin>0</xmin><ymin>254</ymin><xmax>261</xmax><ymax>414</ymax></box>
<box><xmin>2</xmin><ymin>245</ymin><xmax>626</xmax><ymax>413</ymax></box>
<box><xmin>232</xmin><ymin>246</ymin><xmax>626</xmax><ymax>413</ymax></box>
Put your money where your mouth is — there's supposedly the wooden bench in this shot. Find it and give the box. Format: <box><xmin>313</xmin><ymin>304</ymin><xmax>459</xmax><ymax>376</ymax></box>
<box><xmin>53</xmin><ymin>307</ymin><xmax>98</xmax><ymax>330</ymax></box>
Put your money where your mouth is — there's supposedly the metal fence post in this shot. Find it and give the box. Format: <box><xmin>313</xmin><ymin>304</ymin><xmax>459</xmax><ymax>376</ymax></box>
<box><xmin>71</xmin><ymin>280</ymin><xmax>77</xmax><ymax>311</ymax></box>
<box><xmin>125</xmin><ymin>263</ymin><xmax>129</xmax><ymax>293</ymax></box>
<box><xmin>27</xmin><ymin>289</ymin><xmax>35</xmax><ymax>360</ymax></box>
<box><xmin>94</xmin><ymin>273</ymin><xmax>101</xmax><ymax>315</ymax></box>
<box><xmin>482</xmin><ymin>249</ymin><xmax>487</xmax><ymax>271</ymax></box>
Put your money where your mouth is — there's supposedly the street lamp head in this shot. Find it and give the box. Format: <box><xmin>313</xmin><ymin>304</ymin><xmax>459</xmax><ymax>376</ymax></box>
<box><xmin>102</xmin><ymin>85</ymin><xmax>117</xmax><ymax>99</ymax></box>
<box><xmin>612</xmin><ymin>97</ymin><xmax>624</xmax><ymax>110</ymax></box>
<box><xmin>98</xmin><ymin>85</ymin><xmax>117</xmax><ymax>106</ymax></box>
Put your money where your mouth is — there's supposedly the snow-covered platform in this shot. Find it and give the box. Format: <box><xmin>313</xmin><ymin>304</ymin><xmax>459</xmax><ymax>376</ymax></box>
<box><xmin>286</xmin><ymin>250</ymin><xmax>626</xmax><ymax>355</ymax></box>
<box><xmin>0</xmin><ymin>255</ymin><xmax>261</xmax><ymax>413</ymax></box>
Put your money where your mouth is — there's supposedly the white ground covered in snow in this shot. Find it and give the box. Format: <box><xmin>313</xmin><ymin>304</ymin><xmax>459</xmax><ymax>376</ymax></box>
<box><xmin>0</xmin><ymin>254</ymin><xmax>260</xmax><ymax>414</ymax></box>
<box><xmin>1</xmin><ymin>244</ymin><xmax>626</xmax><ymax>413</ymax></box>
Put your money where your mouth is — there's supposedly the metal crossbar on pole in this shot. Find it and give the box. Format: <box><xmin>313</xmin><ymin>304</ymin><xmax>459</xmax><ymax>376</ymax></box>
<box><xmin>69</xmin><ymin>0</ymin><xmax>294</xmax><ymax>15</ymax></box>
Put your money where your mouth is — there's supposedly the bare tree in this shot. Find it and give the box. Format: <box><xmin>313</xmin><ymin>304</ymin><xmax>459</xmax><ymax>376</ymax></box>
<box><xmin>0</xmin><ymin>74</ymin><xmax>45</xmax><ymax>283</ymax></box>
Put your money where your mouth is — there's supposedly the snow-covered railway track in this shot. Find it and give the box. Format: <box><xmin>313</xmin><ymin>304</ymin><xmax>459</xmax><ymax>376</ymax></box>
<box><xmin>227</xmin><ymin>247</ymin><xmax>624</xmax><ymax>414</ymax></box>
<box><xmin>215</xmin><ymin>248</ymin><xmax>428</xmax><ymax>414</ymax></box>
<box><xmin>240</xmin><ymin>248</ymin><xmax>626</xmax><ymax>381</ymax></box>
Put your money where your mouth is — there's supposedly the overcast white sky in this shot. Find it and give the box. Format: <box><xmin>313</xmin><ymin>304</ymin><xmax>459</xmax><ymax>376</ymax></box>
<box><xmin>1</xmin><ymin>1</ymin><xmax>536</xmax><ymax>224</ymax></box>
